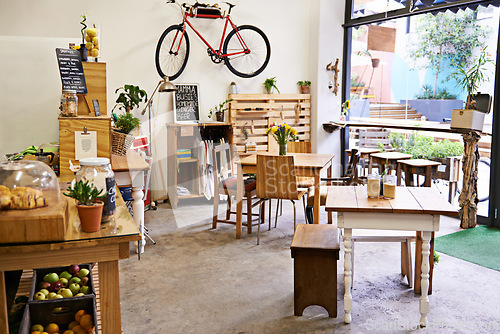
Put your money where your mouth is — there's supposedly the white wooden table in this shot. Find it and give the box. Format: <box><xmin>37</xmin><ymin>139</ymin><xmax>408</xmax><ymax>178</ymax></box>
<box><xmin>325</xmin><ymin>186</ymin><xmax>458</xmax><ymax>327</ymax></box>
<box><xmin>111</xmin><ymin>150</ymin><xmax>149</xmax><ymax>253</ymax></box>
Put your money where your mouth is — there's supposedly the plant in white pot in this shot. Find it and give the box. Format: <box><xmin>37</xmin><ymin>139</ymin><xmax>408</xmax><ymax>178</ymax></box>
<box><xmin>451</xmin><ymin>48</ymin><xmax>494</xmax><ymax>130</ymax></box>
<box><xmin>64</xmin><ymin>180</ymin><xmax>106</xmax><ymax>233</ymax></box>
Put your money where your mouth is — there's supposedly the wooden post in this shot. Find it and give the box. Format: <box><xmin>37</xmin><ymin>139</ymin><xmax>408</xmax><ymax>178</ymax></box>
<box><xmin>459</xmin><ymin>131</ymin><xmax>480</xmax><ymax>228</ymax></box>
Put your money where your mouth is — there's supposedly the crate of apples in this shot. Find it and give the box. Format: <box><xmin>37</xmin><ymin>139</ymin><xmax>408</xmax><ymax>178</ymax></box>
<box><xmin>21</xmin><ymin>294</ymin><xmax>97</xmax><ymax>334</ymax></box>
<box><xmin>30</xmin><ymin>264</ymin><xmax>94</xmax><ymax>302</ymax></box>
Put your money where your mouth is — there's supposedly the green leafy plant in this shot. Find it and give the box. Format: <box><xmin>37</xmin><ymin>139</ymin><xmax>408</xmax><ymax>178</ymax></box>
<box><xmin>114</xmin><ymin>112</ymin><xmax>140</xmax><ymax>134</ymax></box>
<box><xmin>112</xmin><ymin>84</ymin><xmax>148</xmax><ymax>113</ymax></box>
<box><xmin>415</xmin><ymin>84</ymin><xmax>457</xmax><ymax>100</ymax></box>
<box><xmin>388</xmin><ymin>133</ymin><xmax>464</xmax><ymax>159</ymax></box>
<box><xmin>297</xmin><ymin>80</ymin><xmax>311</xmax><ymax>87</ymax></box>
<box><xmin>351</xmin><ymin>73</ymin><xmax>365</xmax><ymax>88</ymax></box>
<box><xmin>263</xmin><ymin>77</ymin><xmax>280</xmax><ymax>94</ymax></box>
<box><xmin>408</xmin><ymin>10</ymin><xmax>490</xmax><ymax>99</ymax></box>
<box><xmin>80</xmin><ymin>13</ymin><xmax>87</xmax><ymax>44</ymax></box>
<box><xmin>64</xmin><ymin>180</ymin><xmax>106</xmax><ymax>206</ymax></box>
<box><xmin>453</xmin><ymin>48</ymin><xmax>494</xmax><ymax>109</ymax></box>
<box><xmin>208</xmin><ymin>99</ymin><xmax>233</xmax><ymax>119</ymax></box>
<box><xmin>434</xmin><ymin>251</ymin><xmax>440</xmax><ymax>267</ymax></box>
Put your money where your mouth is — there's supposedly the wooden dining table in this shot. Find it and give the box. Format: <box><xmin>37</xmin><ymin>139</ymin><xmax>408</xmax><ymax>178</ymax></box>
<box><xmin>325</xmin><ymin>186</ymin><xmax>458</xmax><ymax>327</ymax></box>
<box><xmin>235</xmin><ymin>152</ymin><xmax>334</xmax><ymax>238</ymax></box>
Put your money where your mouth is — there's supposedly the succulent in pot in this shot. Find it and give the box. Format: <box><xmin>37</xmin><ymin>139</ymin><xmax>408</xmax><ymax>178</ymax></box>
<box><xmin>64</xmin><ymin>180</ymin><xmax>106</xmax><ymax>232</ymax></box>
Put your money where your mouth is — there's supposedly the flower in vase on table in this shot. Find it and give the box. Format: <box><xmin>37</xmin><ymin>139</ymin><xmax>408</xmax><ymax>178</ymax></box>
<box><xmin>266</xmin><ymin>123</ymin><xmax>298</xmax><ymax>155</ymax></box>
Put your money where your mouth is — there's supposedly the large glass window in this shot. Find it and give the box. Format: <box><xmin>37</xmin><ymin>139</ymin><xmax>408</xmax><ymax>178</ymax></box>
<box><xmin>344</xmin><ymin>2</ymin><xmax>499</xmax><ymax>221</ymax></box>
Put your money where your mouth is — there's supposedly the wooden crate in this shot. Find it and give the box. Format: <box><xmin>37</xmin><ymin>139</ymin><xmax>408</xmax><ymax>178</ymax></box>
<box><xmin>78</xmin><ymin>62</ymin><xmax>107</xmax><ymax>116</ymax></box>
<box><xmin>228</xmin><ymin>94</ymin><xmax>311</xmax><ymax>155</ymax></box>
<box><xmin>357</xmin><ymin>128</ymin><xmax>390</xmax><ymax>149</ymax></box>
<box><xmin>0</xmin><ymin>196</ymin><xmax>68</xmax><ymax>244</ymax></box>
<box><xmin>59</xmin><ymin>116</ymin><xmax>111</xmax><ymax>182</ymax></box>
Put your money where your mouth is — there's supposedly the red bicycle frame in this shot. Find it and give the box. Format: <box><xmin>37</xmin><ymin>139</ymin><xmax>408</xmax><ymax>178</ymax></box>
<box><xmin>170</xmin><ymin>9</ymin><xmax>251</xmax><ymax>58</ymax></box>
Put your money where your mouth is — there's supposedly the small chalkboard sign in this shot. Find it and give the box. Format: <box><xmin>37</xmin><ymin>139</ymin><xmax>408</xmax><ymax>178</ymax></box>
<box><xmin>174</xmin><ymin>84</ymin><xmax>200</xmax><ymax>123</ymax></box>
<box><xmin>55</xmin><ymin>48</ymin><xmax>87</xmax><ymax>94</ymax></box>
<box><xmin>93</xmin><ymin>99</ymin><xmax>101</xmax><ymax>116</ymax></box>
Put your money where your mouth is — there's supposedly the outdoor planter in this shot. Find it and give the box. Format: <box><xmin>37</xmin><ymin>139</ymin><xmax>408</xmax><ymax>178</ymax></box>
<box><xmin>401</xmin><ymin>99</ymin><xmax>463</xmax><ymax>122</ymax></box>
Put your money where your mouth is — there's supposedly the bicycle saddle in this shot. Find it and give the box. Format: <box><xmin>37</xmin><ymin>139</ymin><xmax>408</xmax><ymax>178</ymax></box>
<box><xmin>222</xmin><ymin>1</ymin><xmax>235</xmax><ymax>9</ymax></box>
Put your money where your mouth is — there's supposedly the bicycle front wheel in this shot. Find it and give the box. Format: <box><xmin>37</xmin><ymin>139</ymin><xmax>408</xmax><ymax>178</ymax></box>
<box><xmin>155</xmin><ymin>25</ymin><xmax>190</xmax><ymax>81</ymax></box>
<box><xmin>222</xmin><ymin>25</ymin><xmax>270</xmax><ymax>78</ymax></box>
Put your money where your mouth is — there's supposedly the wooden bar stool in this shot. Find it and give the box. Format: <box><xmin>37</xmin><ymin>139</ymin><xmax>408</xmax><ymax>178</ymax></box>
<box><xmin>291</xmin><ymin>224</ymin><xmax>340</xmax><ymax>318</ymax></box>
<box><xmin>397</xmin><ymin>158</ymin><xmax>441</xmax><ymax>296</ymax></box>
<box><xmin>346</xmin><ymin>148</ymin><xmax>379</xmax><ymax>176</ymax></box>
<box><xmin>397</xmin><ymin>159</ymin><xmax>441</xmax><ymax>187</ymax></box>
<box><xmin>370</xmin><ymin>152</ymin><xmax>412</xmax><ymax>185</ymax></box>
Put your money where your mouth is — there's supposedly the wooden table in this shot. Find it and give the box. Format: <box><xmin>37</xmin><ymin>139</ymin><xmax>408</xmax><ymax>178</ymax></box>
<box><xmin>236</xmin><ymin>153</ymin><xmax>334</xmax><ymax>238</ymax></box>
<box><xmin>111</xmin><ymin>150</ymin><xmax>149</xmax><ymax>253</ymax></box>
<box><xmin>397</xmin><ymin>159</ymin><xmax>441</xmax><ymax>187</ymax></box>
<box><xmin>325</xmin><ymin>186</ymin><xmax>458</xmax><ymax>327</ymax></box>
<box><xmin>346</xmin><ymin>148</ymin><xmax>379</xmax><ymax>176</ymax></box>
<box><xmin>0</xmin><ymin>192</ymin><xmax>140</xmax><ymax>334</ymax></box>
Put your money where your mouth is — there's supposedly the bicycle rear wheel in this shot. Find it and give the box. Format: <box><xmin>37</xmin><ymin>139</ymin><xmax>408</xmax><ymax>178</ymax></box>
<box><xmin>222</xmin><ymin>25</ymin><xmax>270</xmax><ymax>78</ymax></box>
<box><xmin>155</xmin><ymin>25</ymin><xmax>190</xmax><ymax>81</ymax></box>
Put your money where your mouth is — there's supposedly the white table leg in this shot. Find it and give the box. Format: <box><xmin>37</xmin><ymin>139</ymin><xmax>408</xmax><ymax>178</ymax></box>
<box><xmin>419</xmin><ymin>231</ymin><xmax>431</xmax><ymax>327</ymax></box>
<box><xmin>343</xmin><ymin>228</ymin><xmax>353</xmax><ymax>324</ymax></box>
<box><xmin>130</xmin><ymin>170</ymin><xmax>145</xmax><ymax>254</ymax></box>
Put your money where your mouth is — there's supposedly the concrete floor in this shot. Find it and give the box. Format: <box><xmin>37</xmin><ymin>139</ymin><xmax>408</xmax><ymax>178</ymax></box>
<box><xmin>119</xmin><ymin>197</ymin><xmax>500</xmax><ymax>334</ymax></box>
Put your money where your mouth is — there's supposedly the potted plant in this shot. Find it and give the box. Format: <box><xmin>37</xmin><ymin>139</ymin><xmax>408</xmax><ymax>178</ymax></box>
<box><xmin>451</xmin><ymin>48</ymin><xmax>493</xmax><ymax>130</ymax></box>
<box><xmin>112</xmin><ymin>85</ymin><xmax>147</xmax><ymax>114</ymax></box>
<box><xmin>64</xmin><ymin>180</ymin><xmax>106</xmax><ymax>232</ymax></box>
<box><xmin>263</xmin><ymin>77</ymin><xmax>280</xmax><ymax>94</ymax></box>
<box><xmin>111</xmin><ymin>84</ymin><xmax>146</xmax><ymax>155</ymax></box>
<box><xmin>297</xmin><ymin>80</ymin><xmax>311</xmax><ymax>94</ymax></box>
<box><xmin>341</xmin><ymin>100</ymin><xmax>350</xmax><ymax>121</ymax></box>
<box><xmin>208</xmin><ymin>99</ymin><xmax>233</xmax><ymax>122</ymax></box>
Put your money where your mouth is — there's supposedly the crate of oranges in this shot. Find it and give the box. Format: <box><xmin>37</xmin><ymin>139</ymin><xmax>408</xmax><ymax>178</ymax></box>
<box><xmin>20</xmin><ymin>294</ymin><xmax>97</xmax><ymax>334</ymax></box>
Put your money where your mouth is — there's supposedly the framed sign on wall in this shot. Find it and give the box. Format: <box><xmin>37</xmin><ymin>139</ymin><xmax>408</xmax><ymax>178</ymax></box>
<box><xmin>174</xmin><ymin>84</ymin><xmax>200</xmax><ymax>123</ymax></box>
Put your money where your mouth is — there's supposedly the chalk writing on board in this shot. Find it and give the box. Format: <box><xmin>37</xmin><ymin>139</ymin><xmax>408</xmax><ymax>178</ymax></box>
<box><xmin>55</xmin><ymin>48</ymin><xmax>87</xmax><ymax>94</ymax></box>
<box><xmin>174</xmin><ymin>84</ymin><xmax>200</xmax><ymax>123</ymax></box>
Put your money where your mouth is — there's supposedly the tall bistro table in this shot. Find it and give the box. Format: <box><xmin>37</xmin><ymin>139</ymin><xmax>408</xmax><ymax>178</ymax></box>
<box><xmin>235</xmin><ymin>153</ymin><xmax>334</xmax><ymax>238</ymax></box>
<box><xmin>0</xmin><ymin>191</ymin><xmax>140</xmax><ymax>334</ymax></box>
<box><xmin>325</xmin><ymin>186</ymin><xmax>458</xmax><ymax>327</ymax></box>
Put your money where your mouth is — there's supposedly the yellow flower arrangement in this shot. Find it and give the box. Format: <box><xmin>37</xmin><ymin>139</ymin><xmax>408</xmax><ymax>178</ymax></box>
<box><xmin>266</xmin><ymin>122</ymin><xmax>299</xmax><ymax>155</ymax></box>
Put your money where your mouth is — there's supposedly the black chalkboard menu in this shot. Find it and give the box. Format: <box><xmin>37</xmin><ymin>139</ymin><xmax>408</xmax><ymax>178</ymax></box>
<box><xmin>55</xmin><ymin>48</ymin><xmax>87</xmax><ymax>94</ymax></box>
<box><xmin>174</xmin><ymin>84</ymin><xmax>200</xmax><ymax>123</ymax></box>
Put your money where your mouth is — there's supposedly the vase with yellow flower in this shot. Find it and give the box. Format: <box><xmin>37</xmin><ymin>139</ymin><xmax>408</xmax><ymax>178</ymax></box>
<box><xmin>341</xmin><ymin>100</ymin><xmax>350</xmax><ymax>121</ymax></box>
<box><xmin>266</xmin><ymin>123</ymin><xmax>298</xmax><ymax>155</ymax></box>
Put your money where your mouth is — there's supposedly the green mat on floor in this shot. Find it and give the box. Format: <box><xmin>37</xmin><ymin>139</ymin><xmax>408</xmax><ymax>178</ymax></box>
<box><xmin>435</xmin><ymin>225</ymin><xmax>500</xmax><ymax>271</ymax></box>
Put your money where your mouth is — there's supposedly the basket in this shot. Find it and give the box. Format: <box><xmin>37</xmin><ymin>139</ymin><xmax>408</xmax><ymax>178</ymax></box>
<box><xmin>111</xmin><ymin>128</ymin><xmax>134</xmax><ymax>156</ymax></box>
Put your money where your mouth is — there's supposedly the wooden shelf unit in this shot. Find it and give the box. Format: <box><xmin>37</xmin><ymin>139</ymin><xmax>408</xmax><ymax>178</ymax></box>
<box><xmin>228</xmin><ymin>94</ymin><xmax>311</xmax><ymax>156</ymax></box>
<box><xmin>166</xmin><ymin>122</ymin><xmax>232</xmax><ymax>208</ymax></box>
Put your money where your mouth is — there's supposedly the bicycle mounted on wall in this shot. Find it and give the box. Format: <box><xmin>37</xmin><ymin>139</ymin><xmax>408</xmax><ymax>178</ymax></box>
<box><xmin>155</xmin><ymin>0</ymin><xmax>271</xmax><ymax>80</ymax></box>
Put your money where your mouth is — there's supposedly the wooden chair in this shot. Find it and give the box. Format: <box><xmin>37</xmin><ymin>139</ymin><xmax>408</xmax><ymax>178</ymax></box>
<box><xmin>256</xmin><ymin>155</ymin><xmax>307</xmax><ymax>244</ymax></box>
<box><xmin>212</xmin><ymin>143</ymin><xmax>263</xmax><ymax>234</ymax></box>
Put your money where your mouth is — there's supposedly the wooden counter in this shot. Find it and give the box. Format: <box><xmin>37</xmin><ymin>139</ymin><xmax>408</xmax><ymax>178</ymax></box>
<box><xmin>0</xmin><ymin>191</ymin><xmax>140</xmax><ymax>333</ymax></box>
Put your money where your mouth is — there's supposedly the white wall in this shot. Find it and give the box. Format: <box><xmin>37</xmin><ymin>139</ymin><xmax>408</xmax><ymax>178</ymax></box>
<box><xmin>0</xmin><ymin>0</ymin><xmax>344</xmax><ymax>172</ymax></box>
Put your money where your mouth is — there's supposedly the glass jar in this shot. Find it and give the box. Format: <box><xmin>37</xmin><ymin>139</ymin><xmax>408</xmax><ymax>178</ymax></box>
<box><xmin>75</xmin><ymin>157</ymin><xmax>116</xmax><ymax>221</ymax></box>
<box><xmin>383</xmin><ymin>174</ymin><xmax>396</xmax><ymax>199</ymax></box>
<box><xmin>60</xmin><ymin>89</ymin><xmax>78</xmax><ymax>117</ymax></box>
<box><xmin>367</xmin><ymin>174</ymin><xmax>380</xmax><ymax>198</ymax></box>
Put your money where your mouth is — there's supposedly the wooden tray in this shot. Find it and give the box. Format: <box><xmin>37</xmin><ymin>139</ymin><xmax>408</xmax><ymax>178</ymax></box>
<box><xmin>0</xmin><ymin>196</ymin><xmax>68</xmax><ymax>244</ymax></box>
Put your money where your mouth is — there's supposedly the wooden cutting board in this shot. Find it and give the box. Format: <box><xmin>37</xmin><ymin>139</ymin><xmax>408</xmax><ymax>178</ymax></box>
<box><xmin>0</xmin><ymin>196</ymin><xmax>68</xmax><ymax>244</ymax></box>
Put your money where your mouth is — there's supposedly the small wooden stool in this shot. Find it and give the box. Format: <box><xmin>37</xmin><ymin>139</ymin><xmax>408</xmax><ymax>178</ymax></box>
<box><xmin>290</xmin><ymin>224</ymin><xmax>340</xmax><ymax>317</ymax></box>
<box><xmin>397</xmin><ymin>159</ymin><xmax>441</xmax><ymax>187</ymax></box>
<box><xmin>370</xmin><ymin>152</ymin><xmax>412</xmax><ymax>185</ymax></box>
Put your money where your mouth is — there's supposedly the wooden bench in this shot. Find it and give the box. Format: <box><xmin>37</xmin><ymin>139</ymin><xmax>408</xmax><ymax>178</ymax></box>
<box><xmin>290</xmin><ymin>224</ymin><xmax>340</xmax><ymax>317</ymax></box>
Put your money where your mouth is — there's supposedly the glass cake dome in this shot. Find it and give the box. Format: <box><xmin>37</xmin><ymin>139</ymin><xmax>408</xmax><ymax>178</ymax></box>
<box><xmin>0</xmin><ymin>160</ymin><xmax>60</xmax><ymax>210</ymax></box>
